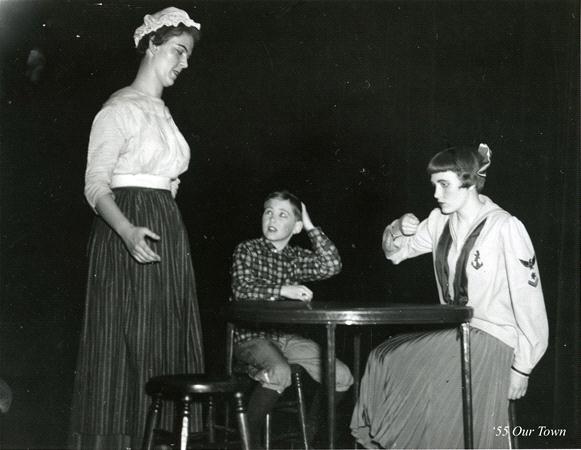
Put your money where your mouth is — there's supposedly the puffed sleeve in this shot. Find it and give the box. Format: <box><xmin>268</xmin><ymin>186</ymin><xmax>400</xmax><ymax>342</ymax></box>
<box><xmin>502</xmin><ymin>217</ymin><xmax>549</xmax><ymax>374</ymax></box>
<box><xmin>84</xmin><ymin>106</ymin><xmax>127</xmax><ymax>211</ymax></box>
<box><xmin>382</xmin><ymin>213</ymin><xmax>434</xmax><ymax>264</ymax></box>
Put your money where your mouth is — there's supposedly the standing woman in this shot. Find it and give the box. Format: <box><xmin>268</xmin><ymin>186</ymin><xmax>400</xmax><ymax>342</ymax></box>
<box><xmin>70</xmin><ymin>7</ymin><xmax>204</xmax><ymax>449</ymax></box>
<box><xmin>351</xmin><ymin>144</ymin><xmax>549</xmax><ymax>448</ymax></box>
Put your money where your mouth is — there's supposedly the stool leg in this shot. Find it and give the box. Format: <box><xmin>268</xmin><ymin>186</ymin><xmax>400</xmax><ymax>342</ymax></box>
<box><xmin>207</xmin><ymin>395</ymin><xmax>216</xmax><ymax>443</ymax></box>
<box><xmin>223</xmin><ymin>401</ymin><xmax>232</xmax><ymax>446</ymax></box>
<box><xmin>265</xmin><ymin>413</ymin><xmax>271</xmax><ymax>450</ymax></box>
<box><xmin>234</xmin><ymin>391</ymin><xmax>251</xmax><ymax>450</ymax></box>
<box><xmin>178</xmin><ymin>399</ymin><xmax>191</xmax><ymax>450</ymax></box>
<box><xmin>293</xmin><ymin>371</ymin><xmax>309</xmax><ymax>449</ymax></box>
<box><xmin>142</xmin><ymin>395</ymin><xmax>163</xmax><ymax>450</ymax></box>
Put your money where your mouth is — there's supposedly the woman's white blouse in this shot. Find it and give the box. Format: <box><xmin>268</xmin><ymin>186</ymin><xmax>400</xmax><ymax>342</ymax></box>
<box><xmin>84</xmin><ymin>86</ymin><xmax>190</xmax><ymax>210</ymax></box>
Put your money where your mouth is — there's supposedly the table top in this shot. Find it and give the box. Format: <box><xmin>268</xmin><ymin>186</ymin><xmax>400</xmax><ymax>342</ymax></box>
<box><xmin>224</xmin><ymin>301</ymin><xmax>472</xmax><ymax>326</ymax></box>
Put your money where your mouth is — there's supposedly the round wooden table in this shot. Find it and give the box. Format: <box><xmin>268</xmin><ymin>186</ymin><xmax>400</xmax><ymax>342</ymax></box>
<box><xmin>224</xmin><ymin>301</ymin><xmax>474</xmax><ymax>449</ymax></box>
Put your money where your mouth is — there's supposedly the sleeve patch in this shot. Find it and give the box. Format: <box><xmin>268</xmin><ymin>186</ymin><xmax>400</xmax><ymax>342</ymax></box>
<box><xmin>519</xmin><ymin>255</ymin><xmax>536</xmax><ymax>269</ymax></box>
<box><xmin>519</xmin><ymin>255</ymin><xmax>539</xmax><ymax>287</ymax></box>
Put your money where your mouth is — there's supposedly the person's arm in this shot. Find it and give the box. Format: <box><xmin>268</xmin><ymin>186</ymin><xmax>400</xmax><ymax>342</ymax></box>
<box><xmin>502</xmin><ymin>216</ymin><xmax>549</xmax><ymax>399</ymax></box>
<box><xmin>84</xmin><ymin>107</ymin><xmax>124</xmax><ymax>211</ymax></box>
<box><xmin>85</xmin><ymin>106</ymin><xmax>160</xmax><ymax>263</ymax></box>
<box><xmin>382</xmin><ymin>212</ymin><xmax>433</xmax><ymax>264</ymax></box>
<box><xmin>170</xmin><ymin>178</ymin><xmax>180</xmax><ymax>198</ymax></box>
<box><xmin>95</xmin><ymin>194</ymin><xmax>160</xmax><ymax>263</ymax></box>
<box><xmin>290</xmin><ymin>203</ymin><xmax>342</xmax><ymax>282</ymax></box>
<box><xmin>231</xmin><ymin>244</ymin><xmax>284</xmax><ymax>301</ymax></box>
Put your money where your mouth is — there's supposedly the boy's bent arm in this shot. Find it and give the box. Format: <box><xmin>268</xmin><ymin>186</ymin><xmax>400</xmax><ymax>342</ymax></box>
<box><xmin>293</xmin><ymin>228</ymin><xmax>342</xmax><ymax>282</ymax></box>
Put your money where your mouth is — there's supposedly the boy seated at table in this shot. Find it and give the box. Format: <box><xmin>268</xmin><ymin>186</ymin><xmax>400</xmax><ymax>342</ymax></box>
<box><xmin>230</xmin><ymin>190</ymin><xmax>354</xmax><ymax>448</ymax></box>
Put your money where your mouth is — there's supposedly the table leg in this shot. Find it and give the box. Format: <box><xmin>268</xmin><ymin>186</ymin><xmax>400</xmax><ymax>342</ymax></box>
<box><xmin>225</xmin><ymin>322</ymin><xmax>235</xmax><ymax>440</ymax></box>
<box><xmin>326</xmin><ymin>323</ymin><xmax>336</xmax><ymax>449</ymax></box>
<box><xmin>353</xmin><ymin>331</ymin><xmax>361</xmax><ymax>449</ymax></box>
<box><xmin>353</xmin><ymin>331</ymin><xmax>361</xmax><ymax>402</ymax></box>
<box><xmin>508</xmin><ymin>400</ymin><xmax>518</xmax><ymax>449</ymax></box>
<box><xmin>460</xmin><ymin>322</ymin><xmax>474</xmax><ymax>449</ymax></box>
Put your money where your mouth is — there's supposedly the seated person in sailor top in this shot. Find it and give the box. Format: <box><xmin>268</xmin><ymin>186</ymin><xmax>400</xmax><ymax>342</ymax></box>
<box><xmin>351</xmin><ymin>144</ymin><xmax>548</xmax><ymax>449</ymax></box>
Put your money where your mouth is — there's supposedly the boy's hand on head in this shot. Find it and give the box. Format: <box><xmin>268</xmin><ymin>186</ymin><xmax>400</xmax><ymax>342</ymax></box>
<box><xmin>301</xmin><ymin>203</ymin><xmax>315</xmax><ymax>231</ymax></box>
<box><xmin>281</xmin><ymin>285</ymin><xmax>313</xmax><ymax>302</ymax></box>
<box><xmin>399</xmin><ymin>213</ymin><xmax>420</xmax><ymax>236</ymax></box>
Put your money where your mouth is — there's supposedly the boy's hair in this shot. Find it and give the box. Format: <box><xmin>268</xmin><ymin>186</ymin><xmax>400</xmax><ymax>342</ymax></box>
<box><xmin>264</xmin><ymin>190</ymin><xmax>302</xmax><ymax>219</ymax></box>
<box><xmin>426</xmin><ymin>146</ymin><xmax>487</xmax><ymax>192</ymax></box>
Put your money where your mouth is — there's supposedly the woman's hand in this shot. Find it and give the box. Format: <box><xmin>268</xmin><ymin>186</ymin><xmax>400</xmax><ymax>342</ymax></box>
<box><xmin>399</xmin><ymin>213</ymin><xmax>420</xmax><ymax>236</ymax></box>
<box><xmin>119</xmin><ymin>224</ymin><xmax>161</xmax><ymax>264</ymax></box>
<box><xmin>281</xmin><ymin>284</ymin><xmax>313</xmax><ymax>302</ymax></box>
<box><xmin>508</xmin><ymin>370</ymin><xmax>529</xmax><ymax>400</ymax></box>
<box><xmin>95</xmin><ymin>194</ymin><xmax>161</xmax><ymax>264</ymax></box>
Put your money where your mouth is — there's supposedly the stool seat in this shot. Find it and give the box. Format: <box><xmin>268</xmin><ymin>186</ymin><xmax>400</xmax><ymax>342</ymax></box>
<box><xmin>146</xmin><ymin>374</ymin><xmax>251</xmax><ymax>398</ymax></box>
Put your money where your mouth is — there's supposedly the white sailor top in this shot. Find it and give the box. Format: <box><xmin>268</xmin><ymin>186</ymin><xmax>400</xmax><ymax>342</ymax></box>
<box><xmin>382</xmin><ymin>195</ymin><xmax>549</xmax><ymax>376</ymax></box>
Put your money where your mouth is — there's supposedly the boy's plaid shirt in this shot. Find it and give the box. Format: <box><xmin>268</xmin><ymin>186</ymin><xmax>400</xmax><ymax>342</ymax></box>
<box><xmin>230</xmin><ymin>227</ymin><xmax>342</xmax><ymax>343</ymax></box>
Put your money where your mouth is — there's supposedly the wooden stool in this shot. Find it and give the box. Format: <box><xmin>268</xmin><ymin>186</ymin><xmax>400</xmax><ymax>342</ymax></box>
<box><xmin>142</xmin><ymin>374</ymin><xmax>252</xmax><ymax>450</ymax></box>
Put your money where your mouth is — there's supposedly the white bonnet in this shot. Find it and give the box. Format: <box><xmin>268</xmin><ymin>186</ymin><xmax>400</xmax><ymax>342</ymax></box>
<box><xmin>133</xmin><ymin>7</ymin><xmax>201</xmax><ymax>48</ymax></box>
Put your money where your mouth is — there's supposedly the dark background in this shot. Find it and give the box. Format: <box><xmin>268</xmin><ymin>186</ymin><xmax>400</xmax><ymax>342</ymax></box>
<box><xmin>0</xmin><ymin>0</ymin><xmax>578</xmax><ymax>448</ymax></box>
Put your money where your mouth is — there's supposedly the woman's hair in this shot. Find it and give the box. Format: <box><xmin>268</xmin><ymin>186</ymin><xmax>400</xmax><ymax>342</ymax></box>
<box><xmin>136</xmin><ymin>24</ymin><xmax>201</xmax><ymax>55</ymax></box>
<box><xmin>426</xmin><ymin>146</ymin><xmax>488</xmax><ymax>192</ymax></box>
<box><xmin>264</xmin><ymin>190</ymin><xmax>302</xmax><ymax>220</ymax></box>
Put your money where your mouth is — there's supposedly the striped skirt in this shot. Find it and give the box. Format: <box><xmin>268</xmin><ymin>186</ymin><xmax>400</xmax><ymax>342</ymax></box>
<box><xmin>351</xmin><ymin>327</ymin><xmax>512</xmax><ymax>449</ymax></box>
<box><xmin>70</xmin><ymin>188</ymin><xmax>205</xmax><ymax>450</ymax></box>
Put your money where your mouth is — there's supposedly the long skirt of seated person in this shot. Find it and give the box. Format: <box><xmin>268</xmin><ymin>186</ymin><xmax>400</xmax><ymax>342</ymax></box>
<box><xmin>350</xmin><ymin>327</ymin><xmax>512</xmax><ymax>449</ymax></box>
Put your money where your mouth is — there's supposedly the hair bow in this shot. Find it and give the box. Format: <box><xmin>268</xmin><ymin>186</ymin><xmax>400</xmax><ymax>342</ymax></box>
<box><xmin>477</xmin><ymin>143</ymin><xmax>492</xmax><ymax>177</ymax></box>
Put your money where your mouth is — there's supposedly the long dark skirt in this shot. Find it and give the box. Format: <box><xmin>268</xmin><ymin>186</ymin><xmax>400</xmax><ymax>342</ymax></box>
<box><xmin>351</xmin><ymin>327</ymin><xmax>512</xmax><ymax>449</ymax></box>
<box><xmin>70</xmin><ymin>188</ymin><xmax>205</xmax><ymax>450</ymax></box>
